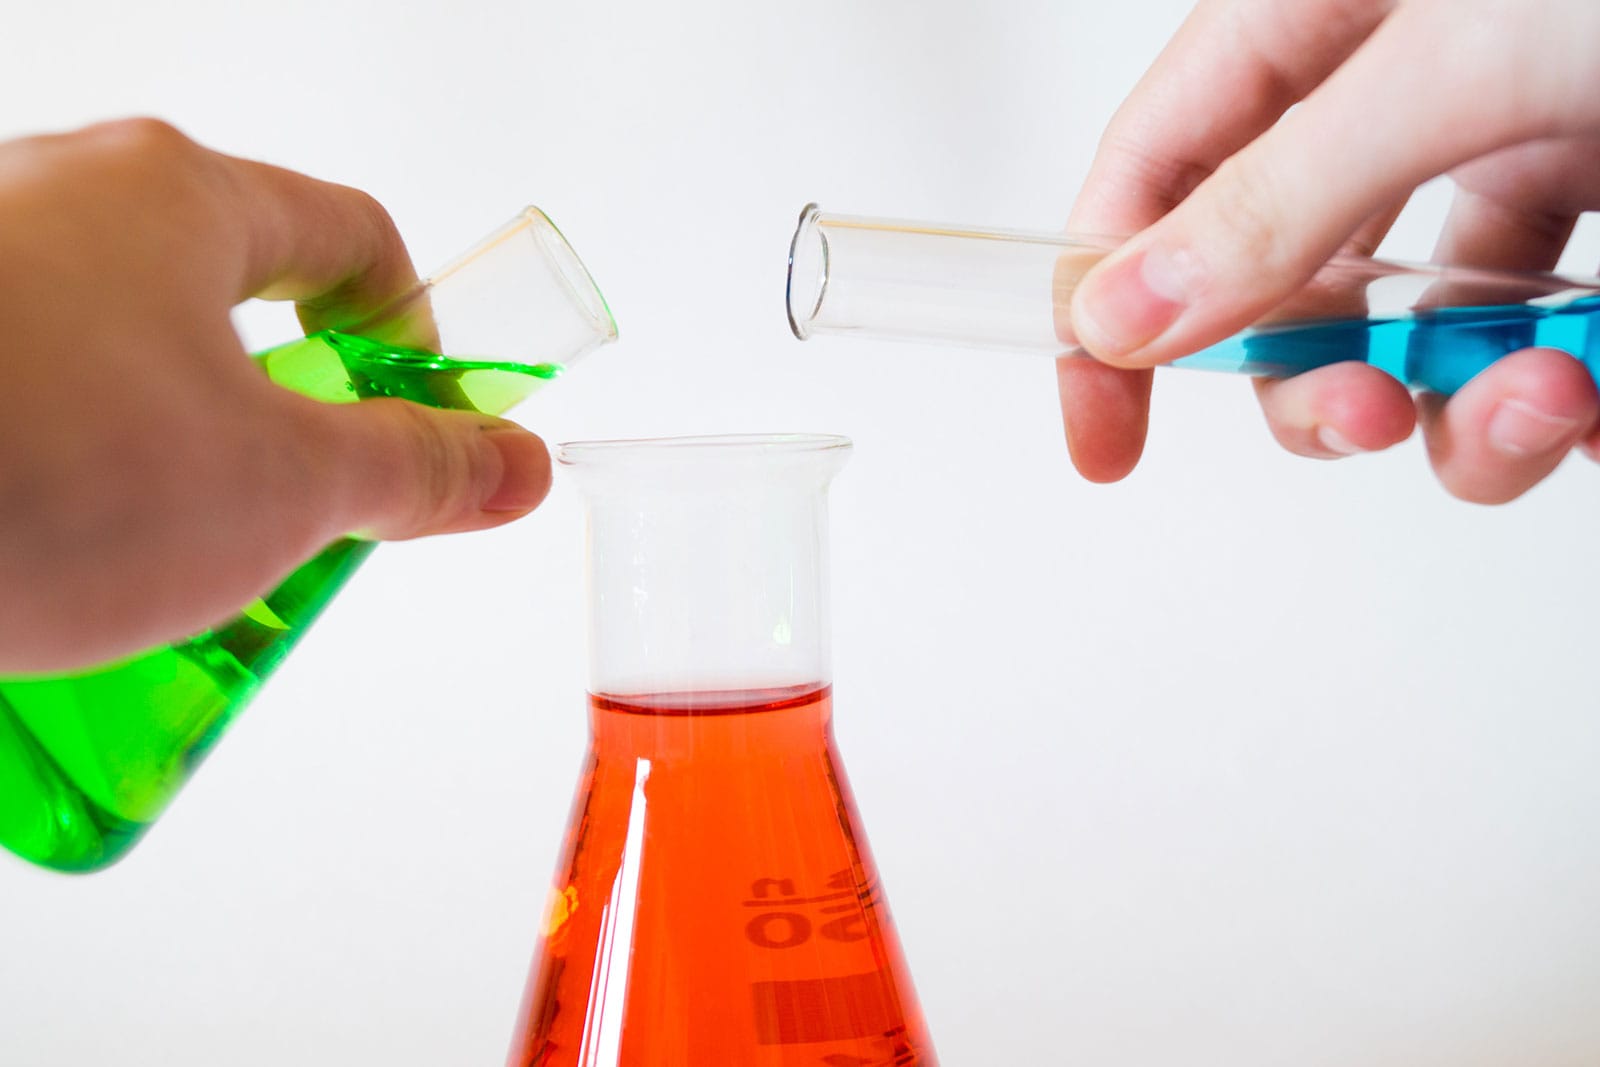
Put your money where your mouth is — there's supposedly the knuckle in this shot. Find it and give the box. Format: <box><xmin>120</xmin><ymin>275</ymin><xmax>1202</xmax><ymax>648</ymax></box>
<box><xmin>253</xmin><ymin>402</ymin><xmax>342</xmax><ymax>555</ymax></box>
<box><xmin>389</xmin><ymin>402</ymin><xmax>478</xmax><ymax>534</ymax></box>
<box><xmin>60</xmin><ymin>117</ymin><xmax>230</xmax><ymax>231</ymax></box>
<box><xmin>351</xmin><ymin>187</ymin><xmax>399</xmax><ymax>235</ymax></box>
<box><xmin>76</xmin><ymin>116</ymin><xmax>196</xmax><ymax>164</ymax></box>
<box><xmin>1199</xmin><ymin>151</ymin><xmax>1292</xmax><ymax>269</ymax></box>
<box><xmin>332</xmin><ymin>185</ymin><xmax>404</xmax><ymax>258</ymax></box>
<box><xmin>1093</xmin><ymin>130</ymin><xmax>1211</xmax><ymax>214</ymax></box>
<box><xmin>352</xmin><ymin>188</ymin><xmax>410</xmax><ymax>269</ymax></box>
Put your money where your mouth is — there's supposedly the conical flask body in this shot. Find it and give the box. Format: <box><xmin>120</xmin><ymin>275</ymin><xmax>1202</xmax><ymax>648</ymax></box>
<box><xmin>509</xmin><ymin>683</ymin><xmax>935</xmax><ymax>1067</ymax></box>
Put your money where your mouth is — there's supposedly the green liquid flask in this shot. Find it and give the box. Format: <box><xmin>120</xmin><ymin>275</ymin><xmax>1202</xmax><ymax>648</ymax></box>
<box><xmin>0</xmin><ymin>208</ymin><xmax>616</xmax><ymax>873</ymax></box>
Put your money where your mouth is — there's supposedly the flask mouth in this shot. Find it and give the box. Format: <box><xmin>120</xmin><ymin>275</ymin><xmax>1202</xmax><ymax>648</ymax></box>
<box><xmin>558</xmin><ymin>434</ymin><xmax>853</xmax><ymax>498</ymax></box>
<box><xmin>560</xmin><ymin>433</ymin><xmax>850</xmax><ymax>465</ymax></box>
<box><xmin>423</xmin><ymin>206</ymin><xmax>618</xmax><ymax>344</ymax></box>
<box><xmin>564</xmin><ymin>433</ymin><xmax>851</xmax><ymax>696</ymax></box>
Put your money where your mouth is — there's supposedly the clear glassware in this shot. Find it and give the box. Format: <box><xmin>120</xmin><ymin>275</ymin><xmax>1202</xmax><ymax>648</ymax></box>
<box><xmin>507</xmin><ymin>434</ymin><xmax>938</xmax><ymax>1067</ymax></box>
<box><xmin>787</xmin><ymin>203</ymin><xmax>1600</xmax><ymax>394</ymax></box>
<box><xmin>0</xmin><ymin>207</ymin><xmax>616</xmax><ymax>873</ymax></box>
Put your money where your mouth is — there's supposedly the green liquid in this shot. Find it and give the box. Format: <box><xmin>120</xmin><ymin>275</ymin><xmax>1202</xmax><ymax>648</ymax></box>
<box><xmin>0</xmin><ymin>331</ymin><xmax>560</xmax><ymax>872</ymax></box>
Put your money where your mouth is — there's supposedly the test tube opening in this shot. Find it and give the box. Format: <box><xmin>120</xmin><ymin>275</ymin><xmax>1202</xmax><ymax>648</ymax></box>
<box><xmin>786</xmin><ymin>203</ymin><xmax>829</xmax><ymax>341</ymax></box>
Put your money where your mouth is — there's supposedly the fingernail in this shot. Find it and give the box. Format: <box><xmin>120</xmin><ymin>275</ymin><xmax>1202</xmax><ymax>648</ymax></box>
<box><xmin>1075</xmin><ymin>245</ymin><xmax>1199</xmax><ymax>360</ymax></box>
<box><xmin>482</xmin><ymin>428</ymin><xmax>550</xmax><ymax>512</ymax></box>
<box><xmin>1486</xmin><ymin>399</ymin><xmax>1581</xmax><ymax>457</ymax></box>
<box><xmin>1316</xmin><ymin>425</ymin><xmax>1364</xmax><ymax>456</ymax></box>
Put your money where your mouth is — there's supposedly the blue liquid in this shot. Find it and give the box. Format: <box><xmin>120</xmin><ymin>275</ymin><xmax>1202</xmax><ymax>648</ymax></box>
<box><xmin>1175</xmin><ymin>295</ymin><xmax>1600</xmax><ymax>394</ymax></box>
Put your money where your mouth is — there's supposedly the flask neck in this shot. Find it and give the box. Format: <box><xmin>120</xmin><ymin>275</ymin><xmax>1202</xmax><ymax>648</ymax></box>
<box><xmin>561</xmin><ymin>435</ymin><xmax>851</xmax><ymax>698</ymax></box>
<box><xmin>348</xmin><ymin>207</ymin><xmax>616</xmax><ymax>371</ymax></box>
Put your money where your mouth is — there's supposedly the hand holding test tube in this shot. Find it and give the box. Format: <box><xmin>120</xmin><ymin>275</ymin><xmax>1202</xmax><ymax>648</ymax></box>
<box><xmin>1046</xmin><ymin>0</ymin><xmax>1600</xmax><ymax>502</ymax></box>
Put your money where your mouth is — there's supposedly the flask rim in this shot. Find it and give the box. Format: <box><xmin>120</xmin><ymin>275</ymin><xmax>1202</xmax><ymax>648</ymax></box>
<box><xmin>558</xmin><ymin>433</ymin><xmax>852</xmax><ymax>467</ymax></box>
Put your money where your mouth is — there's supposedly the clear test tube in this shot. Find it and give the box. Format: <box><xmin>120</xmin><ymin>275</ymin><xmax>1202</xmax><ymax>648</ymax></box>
<box><xmin>786</xmin><ymin>203</ymin><xmax>1600</xmax><ymax>394</ymax></box>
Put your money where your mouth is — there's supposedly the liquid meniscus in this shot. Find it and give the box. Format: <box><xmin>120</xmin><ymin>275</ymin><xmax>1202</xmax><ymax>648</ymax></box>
<box><xmin>0</xmin><ymin>330</ymin><xmax>561</xmax><ymax>872</ymax></box>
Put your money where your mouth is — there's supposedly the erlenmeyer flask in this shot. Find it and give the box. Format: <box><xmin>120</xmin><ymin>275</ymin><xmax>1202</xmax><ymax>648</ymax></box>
<box><xmin>0</xmin><ymin>208</ymin><xmax>616</xmax><ymax>873</ymax></box>
<box><xmin>508</xmin><ymin>435</ymin><xmax>937</xmax><ymax>1067</ymax></box>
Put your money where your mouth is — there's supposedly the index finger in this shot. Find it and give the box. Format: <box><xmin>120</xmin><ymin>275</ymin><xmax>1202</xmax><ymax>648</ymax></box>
<box><xmin>212</xmin><ymin>149</ymin><xmax>422</xmax><ymax>336</ymax></box>
<box><xmin>1059</xmin><ymin>0</ymin><xmax>1391</xmax><ymax>482</ymax></box>
<box><xmin>1069</xmin><ymin>0</ymin><xmax>1392</xmax><ymax>236</ymax></box>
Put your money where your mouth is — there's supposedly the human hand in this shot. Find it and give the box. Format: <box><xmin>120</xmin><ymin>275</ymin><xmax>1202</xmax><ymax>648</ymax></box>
<box><xmin>0</xmin><ymin>119</ymin><xmax>552</xmax><ymax>673</ymax></box>
<box><xmin>1059</xmin><ymin>0</ymin><xmax>1600</xmax><ymax>501</ymax></box>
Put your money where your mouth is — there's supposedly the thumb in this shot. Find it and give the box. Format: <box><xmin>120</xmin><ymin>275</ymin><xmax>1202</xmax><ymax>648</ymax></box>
<box><xmin>305</xmin><ymin>399</ymin><xmax>553</xmax><ymax>541</ymax></box>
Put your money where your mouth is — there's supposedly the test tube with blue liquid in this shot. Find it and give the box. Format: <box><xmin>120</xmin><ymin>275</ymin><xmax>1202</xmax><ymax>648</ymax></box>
<box><xmin>786</xmin><ymin>204</ymin><xmax>1600</xmax><ymax>394</ymax></box>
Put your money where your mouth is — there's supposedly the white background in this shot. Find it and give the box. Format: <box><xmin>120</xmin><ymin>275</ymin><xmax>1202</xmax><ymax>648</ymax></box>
<box><xmin>5</xmin><ymin>2</ymin><xmax>1600</xmax><ymax>1065</ymax></box>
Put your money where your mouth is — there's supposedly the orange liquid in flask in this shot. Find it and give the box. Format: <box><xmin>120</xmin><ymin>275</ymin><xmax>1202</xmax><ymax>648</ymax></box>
<box><xmin>509</xmin><ymin>684</ymin><xmax>936</xmax><ymax>1067</ymax></box>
